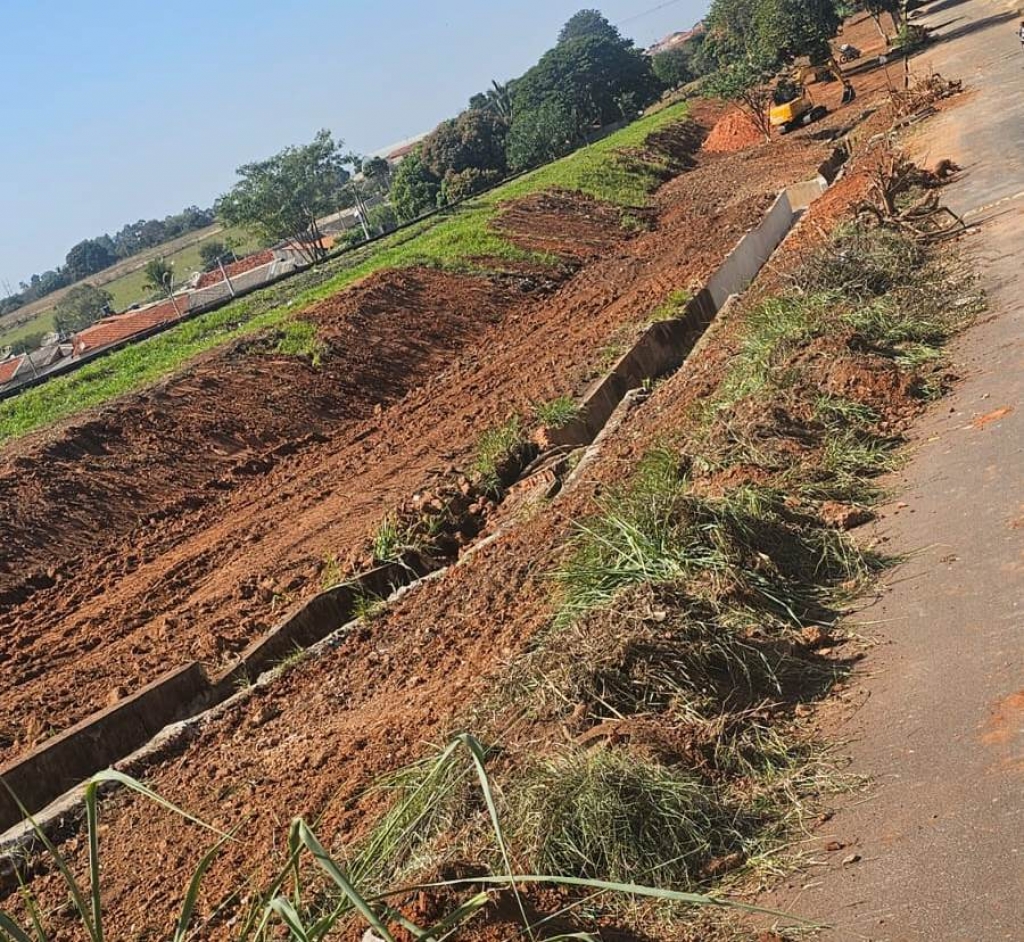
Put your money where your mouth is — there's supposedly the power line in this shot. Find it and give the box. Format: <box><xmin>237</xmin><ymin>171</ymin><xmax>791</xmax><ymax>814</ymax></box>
<box><xmin>616</xmin><ymin>0</ymin><xmax>689</xmax><ymax>27</ymax></box>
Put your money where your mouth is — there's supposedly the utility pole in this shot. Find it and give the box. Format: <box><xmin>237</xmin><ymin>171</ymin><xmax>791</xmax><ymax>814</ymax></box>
<box><xmin>163</xmin><ymin>272</ymin><xmax>182</xmax><ymax>319</ymax></box>
<box><xmin>217</xmin><ymin>256</ymin><xmax>236</xmax><ymax>297</ymax></box>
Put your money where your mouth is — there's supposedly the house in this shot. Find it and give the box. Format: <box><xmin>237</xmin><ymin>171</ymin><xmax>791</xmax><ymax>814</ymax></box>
<box><xmin>72</xmin><ymin>296</ymin><xmax>184</xmax><ymax>357</ymax></box>
<box><xmin>647</xmin><ymin>22</ymin><xmax>704</xmax><ymax>56</ymax></box>
<box><xmin>0</xmin><ymin>354</ymin><xmax>26</xmax><ymax>388</ymax></box>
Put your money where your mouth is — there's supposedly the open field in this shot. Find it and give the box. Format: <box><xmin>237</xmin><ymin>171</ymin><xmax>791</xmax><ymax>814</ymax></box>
<box><xmin>3</xmin><ymin>13</ymin><xmax>997</xmax><ymax>940</ymax></box>
<box><xmin>0</xmin><ymin>225</ymin><xmax>262</xmax><ymax>348</ymax></box>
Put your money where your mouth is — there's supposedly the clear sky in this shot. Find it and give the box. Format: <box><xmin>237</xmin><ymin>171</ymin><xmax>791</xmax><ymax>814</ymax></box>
<box><xmin>0</xmin><ymin>0</ymin><xmax>709</xmax><ymax>290</ymax></box>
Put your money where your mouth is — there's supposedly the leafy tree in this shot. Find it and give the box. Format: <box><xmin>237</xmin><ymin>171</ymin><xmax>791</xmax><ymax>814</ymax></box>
<box><xmin>198</xmin><ymin>240</ymin><xmax>234</xmax><ymax>271</ymax></box>
<box><xmin>143</xmin><ymin>258</ymin><xmax>175</xmax><ymax>296</ymax></box>
<box><xmin>863</xmin><ymin>0</ymin><xmax>902</xmax><ymax>42</ymax></box>
<box><xmin>52</xmin><ymin>284</ymin><xmax>113</xmax><ymax>335</ymax></box>
<box><xmin>512</xmin><ymin>31</ymin><xmax>661</xmax><ymax>141</ymax></box>
<box><xmin>366</xmin><ymin>203</ymin><xmax>399</xmax><ymax>236</ymax></box>
<box><xmin>558</xmin><ymin>9</ymin><xmax>622</xmax><ymax>44</ymax></box>
<box><xmin>507</xmin><ymin>96</ymin><xmax>577</xmax><ymax>170</ymax></box>
<box><xmin>652</xmin><ymin>46</ymin><xmax>696</xmax><ymax>88</ymax></box>
<box><xmin>391</xmin><ymin>152</ymin><xmax>441</xmax><ymax>221</ymax></box>
<box><xmin>421</xmin><ymin>111</ymin><xmax>508</xmax><ymax>185</ymax></box>
<box><xmin>703</xmin><ymin>59</ymin><xmax>776</xmax><ymax>140</ymax></box>
<box><xmin>361</xmin><ymin>156</ymin><xmax>393</xmax><ymax>195</ymax></box>
<box><xmin>439</xmin><ymin>168</ymin><xmax>504</xmax><ymax>205</ymax></box>
<box><xmin>469</xmin><ymin>80</ymin><xmax>515</xmax><ymax>124</ymax></box>
<box><xmin>216</xmin><ymin>129</ymin><xmax>348</xmax><ymax>264</ymax></box>
<box><xmin>64</xmin><ymin>238</ymin><xmax>118</xmax><ymax>282</ymax></box>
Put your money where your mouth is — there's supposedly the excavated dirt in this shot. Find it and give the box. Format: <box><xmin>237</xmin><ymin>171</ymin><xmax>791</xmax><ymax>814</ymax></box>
<box><xmin>703</xmin><ymin>109</ymin><xmax>765</xmax><ymax>153</ymax></box>
<box><xmin>0</xmin><ymin>145</ymin><xmax>897</xmax><ymax>941</ymax></box>
<box><xmin>0</xmin><ymin>101</ymin><xmax>842</xmax><ymax>765</ymax></box>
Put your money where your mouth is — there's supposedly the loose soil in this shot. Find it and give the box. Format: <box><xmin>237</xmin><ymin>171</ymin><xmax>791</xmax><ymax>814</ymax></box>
<box><xmin>703</xmin><ymin>109</ymin><xmax>765</xmax><ymax>153</ymax></box>
<box><xmin>0</xmin><ymin>102</ymin><xmax>840</xmax><ymax>765</ymax></box>
<box><xmin>0</xmin><ymin>73</ymin><xmax>913</xmax><ymax>941</ymax></box>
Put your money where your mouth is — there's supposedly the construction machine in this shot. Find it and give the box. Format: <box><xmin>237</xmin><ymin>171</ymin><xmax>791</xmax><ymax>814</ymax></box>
<box><xmin>769</xmin><ymin>78</ymin><xmax>828</xmax><ymax>134</ymax></box>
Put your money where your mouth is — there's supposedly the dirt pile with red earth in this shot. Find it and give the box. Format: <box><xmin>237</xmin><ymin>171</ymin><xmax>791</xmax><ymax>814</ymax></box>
<box><xmin>703</xmin><ymin>108</ymin><xmax>765</xmax><ymax>153</ymax></box>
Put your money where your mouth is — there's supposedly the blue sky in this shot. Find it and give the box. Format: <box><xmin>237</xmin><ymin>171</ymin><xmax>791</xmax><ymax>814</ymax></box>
<box><xmin>0</xmin><ymin>0</ymin><xmax>708</xmax><ymax>289</ymax></box>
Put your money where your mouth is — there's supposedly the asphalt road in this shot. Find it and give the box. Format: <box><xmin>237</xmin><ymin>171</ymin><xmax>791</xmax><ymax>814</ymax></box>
<box><xmin>762</xmin><ymin>1</ymin><xmax>1024</xmax><ymax>938</ymax></box>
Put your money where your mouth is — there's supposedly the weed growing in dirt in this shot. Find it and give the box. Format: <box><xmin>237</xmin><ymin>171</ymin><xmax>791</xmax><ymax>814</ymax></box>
<box><xmin>533</xmin><ymin>395</ymin><xmax>579</xmax><ymax>429</ymax></box>
<box><xmin>471</xmin><ymin>416</ymin><xmax>527</xmax><ymax>492</ymax></box>
<box><xmin>320</xmin><ymin>553</ymin><xmax>343</xmax><ymax>590</ymax></box>
<box><xmin>275</xmin><ymin>320</ymin><xmax>326</xmax><ymax>366</ymax></box>
<box><xmin>352</xmin><ymin>589</ymin><xmax>387</xmax><ymax>622</ymax></box>
<box><xmin>649</xmin><ymin>288</ymin><xmax>693</xmax><ymax>322</ymax></box>
<box><xmin>371</xmin><ymin>514</ymin><xmax>409</xmax><ymax>564</ymax></box>
<box><xmin>513</xmin><ymin>748</ymin><xmax>725</xmax><ymax>888</ymax></box>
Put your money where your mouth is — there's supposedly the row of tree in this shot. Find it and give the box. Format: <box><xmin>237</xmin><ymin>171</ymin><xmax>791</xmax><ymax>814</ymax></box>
<box><xmin>390</xmin><ymin>9</ymin><xmax>671</xmax><ymax>221</ymax></box>
<box><xmin>1</xmin><ymin>206</ymin><xmax>215</xmax><ymax>318</ymax></box>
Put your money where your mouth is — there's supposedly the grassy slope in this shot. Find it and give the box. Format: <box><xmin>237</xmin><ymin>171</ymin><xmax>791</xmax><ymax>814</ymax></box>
<box><xmin>0</xmin><ymin>102</ymin><xmax>689</xmax><ymax>446</ymax></box>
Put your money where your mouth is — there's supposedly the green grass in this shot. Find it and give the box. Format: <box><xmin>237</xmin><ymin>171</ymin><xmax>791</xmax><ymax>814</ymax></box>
<box><xmin>274</xmin><ymin>320</ymin><xmax>325</xmax><ymax>366</ymax></box>
<box><xmin>0</xmin><ymin>102</ymin><xmax>690</xmax><ymax>446</ymax></box>
<box><xmin>513</xmin><ymin>748</ymin><xmax>724</xmax><ymax>888</ymax></box>
<box><xmin>648</xmin><ymin>288</ymin><xmax>693</xmax><ymax>323</ymax></box>
<box><xmin>0</xmin><ymin>309</ymin><xmax>56</xmax><ymax>350</ymax></box>
<box><xmin>471</xmin><ymin>416</ymin><xmax>528</xmax><ymax>492</ymax></box>
<box><xmin>102</xmin><ymin>226</ymin><xmax>263</xmax><ymax>311</ymax></box>
<box><xmin>533</xmin><ymin>395</ymin><xmax>579</xmax><ymax>429</ymax></box>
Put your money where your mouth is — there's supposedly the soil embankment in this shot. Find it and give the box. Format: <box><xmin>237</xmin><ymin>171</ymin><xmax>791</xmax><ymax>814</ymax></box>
<box><xmin>0</xmin><ymin>104</ymin><xmax>832</xmax><ymax>765</ymax></box>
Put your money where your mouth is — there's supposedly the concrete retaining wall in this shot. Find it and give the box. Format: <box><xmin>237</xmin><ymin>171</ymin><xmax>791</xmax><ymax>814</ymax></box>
<box><xmin>0</xmin><ymin>559</ymin><xmax>427</xmax><ymax>833</ymax></box>
<box><xmin>546</xmin><ymin>174</ymin><xmax>830</xmax><ymax>449</ymax></box>
<box><xmin>0</xmin><ymin>664</ymin><xmax>208</xmax><ymax>832</ymax></box>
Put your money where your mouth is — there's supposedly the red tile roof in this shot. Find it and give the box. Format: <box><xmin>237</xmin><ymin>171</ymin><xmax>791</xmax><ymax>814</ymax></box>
<box><xmin>0</xmin><ymin>355</ymin><xmax>25</xmax><ymax>385</ymax></box>
<box><xmin>194</xmin><ymin>249</ymin><xmax>274</xmax><ymax>289</ymax></box>
<box><xmin>73</xmin><ymin>297</ymin><xmax>185</xmax><ymax>356</ymax></box>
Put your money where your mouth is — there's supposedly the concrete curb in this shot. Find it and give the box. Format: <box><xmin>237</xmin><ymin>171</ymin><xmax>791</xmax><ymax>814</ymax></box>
<box><xmin>540</xmin><ymin>170</ymin><xmax>836</xmax><ymax>450</ymax></box>
<box><xmin>0</xmin><ymin>559</ymin><xmax>430</xmax><ymax>833</ymax></box>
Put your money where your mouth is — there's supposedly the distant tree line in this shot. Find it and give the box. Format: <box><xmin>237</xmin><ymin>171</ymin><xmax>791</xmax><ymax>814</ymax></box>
<box><xmin>1</xmin><ymin>205</ymin><xmax>215</xmax><ymax>318</ymax></box>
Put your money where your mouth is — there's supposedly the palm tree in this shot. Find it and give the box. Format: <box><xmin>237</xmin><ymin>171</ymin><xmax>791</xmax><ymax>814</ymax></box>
<box><xmin>142</xmin><ymin>258</ymin><xmax>174</xmax><ymax>297</ymax></box>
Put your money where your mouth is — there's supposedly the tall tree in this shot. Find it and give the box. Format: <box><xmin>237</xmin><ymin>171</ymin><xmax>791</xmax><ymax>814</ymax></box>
<box><xmin>507</xmin><ymin>96</ymin><xmax>578</xmax><ymax>170</ymax></box>
<box><xmin>53</xmin><ymin>285</ymin><xmax>113</xmax><ymax>336</ymax></box>
<box><xmin>558</xmin><ymin>9</ymin><xmax>622</xmax><ymax>44</ymax></box>
<box><xmin>216</xmin><ymin>130</ymin><xmax>348</xmax><ymax>264</ymax></box>
<box><xmin>391</xmin><ymin>152</ymin><xmax>441</xmax><ymax>222</ymax></box>
<box><xmin>65</xmin><ymin>238</ymin><xmax>118</xmax><ymax>281</ymax></box>
<box><xmin>512</xmin><ymin>29</ymin><xmax>661</xmax><ymax>141</ymax></box>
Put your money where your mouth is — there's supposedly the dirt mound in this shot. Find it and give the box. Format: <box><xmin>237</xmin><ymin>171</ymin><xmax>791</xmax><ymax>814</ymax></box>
<box><xmin>703</xmin><ymin>109</ymin><xmax>765</xmax><ymax>153</ymax></box>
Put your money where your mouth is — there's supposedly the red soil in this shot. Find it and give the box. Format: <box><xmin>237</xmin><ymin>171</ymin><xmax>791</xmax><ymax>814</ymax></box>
<box><xmin>0</xmin><ymin>103</ymin><xmax>838</xmax><ymax>766</ymax></box>
<box><xmin>0</xmin><ymin>74</ymin><xmax>908</xmax><ymax>940</ymax></box>
<box><xmin>703</xmin><ymin>109</ymin><xmax>765</xmax><ymax>153</ymax></box>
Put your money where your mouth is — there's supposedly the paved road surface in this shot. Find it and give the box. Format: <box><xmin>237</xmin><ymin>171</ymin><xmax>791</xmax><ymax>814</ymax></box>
<box><xmin>765</xmin><ymin>0</ymin><xmax>1023</xmax><ymax>938</ymax></box>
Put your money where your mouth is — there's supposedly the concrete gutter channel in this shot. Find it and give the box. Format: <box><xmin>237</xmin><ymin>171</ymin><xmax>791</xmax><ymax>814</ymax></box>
<box><xmin>0</xmin><ymin>150</ymin><xmax>846</xmax><ymax>867</ymax></box>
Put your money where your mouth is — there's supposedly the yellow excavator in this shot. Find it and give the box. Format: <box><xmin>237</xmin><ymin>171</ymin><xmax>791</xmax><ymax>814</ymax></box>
<box><xmin>769</xmin><ymin>78</ymin><xmax>828</xmax><ymax>134</ymax></box>
<box><xmin>769</xmin><ymin>64</ymin><xmax>855</xmax><ymax>134</ymax></box>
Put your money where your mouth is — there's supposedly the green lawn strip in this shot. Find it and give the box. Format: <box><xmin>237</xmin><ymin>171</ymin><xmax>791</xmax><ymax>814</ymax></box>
<box><xmin>0</xmin><ymin>102</ymin><xmax>689</xmax><ymax>445</ymax></box>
